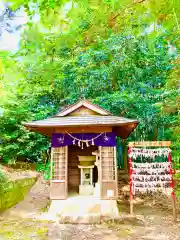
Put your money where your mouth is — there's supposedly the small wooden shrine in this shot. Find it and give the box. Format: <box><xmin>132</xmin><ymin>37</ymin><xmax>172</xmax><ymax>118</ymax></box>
<box><xmin>24</xmin><ymin>100</ymin><xmax>138</xmax><ymax>200</ymax></box>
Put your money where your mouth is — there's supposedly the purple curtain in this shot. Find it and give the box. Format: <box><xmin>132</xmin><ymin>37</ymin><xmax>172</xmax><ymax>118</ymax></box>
<box><xmin>51</xmin><ymin>132</ymin><xmax>116</xmax><ymax>147</ymax></box>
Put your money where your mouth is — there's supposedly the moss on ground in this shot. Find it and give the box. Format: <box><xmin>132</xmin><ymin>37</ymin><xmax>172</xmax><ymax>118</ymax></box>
<box><xmin>0</xmin><ymin>177</ymin><xmax>37</xmax><ymax>212</ymax></box>
<box><xmin>0</xmin><ymin>219</ymin><xmax>49</xmax><ymax>240</ymax></box>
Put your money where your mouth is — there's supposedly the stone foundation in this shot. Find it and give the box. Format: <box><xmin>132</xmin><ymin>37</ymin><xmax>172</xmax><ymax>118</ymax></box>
<box><xmin>48</xmin><ymin>196</ymin><xmax>119</xmax><ymax>224</ymax></box>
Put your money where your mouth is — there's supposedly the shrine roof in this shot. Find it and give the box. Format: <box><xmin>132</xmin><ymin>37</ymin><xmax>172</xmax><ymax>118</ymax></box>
<box><xmin>24</xmin><ymin>115</ymin><xmax>138</xmax><ymax>127</ymax></box>
<box><xmin>23</xmin><ymin>99</ymin><xmax>139</xmax><ymax>139</ymax></box>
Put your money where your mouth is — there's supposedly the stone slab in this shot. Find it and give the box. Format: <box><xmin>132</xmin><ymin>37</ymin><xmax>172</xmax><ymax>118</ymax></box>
<box><xmin>79</xmin><ymin>185</ymin><xmax>94</xmax><ymax>195</ymax></box>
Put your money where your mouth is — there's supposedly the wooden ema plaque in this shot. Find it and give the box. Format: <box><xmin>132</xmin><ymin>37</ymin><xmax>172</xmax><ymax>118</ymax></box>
<box><xmin>128</xmin><ymin>141</ymin><xmax>176</xmax><ymax>222</ymax></box>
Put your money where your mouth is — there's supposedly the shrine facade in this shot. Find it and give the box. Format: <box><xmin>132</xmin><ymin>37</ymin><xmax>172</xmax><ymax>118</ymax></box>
<box><xmin>24</xmin><ymin>100</ymin><xmax>138</xmax><ymax>200</ymax></box>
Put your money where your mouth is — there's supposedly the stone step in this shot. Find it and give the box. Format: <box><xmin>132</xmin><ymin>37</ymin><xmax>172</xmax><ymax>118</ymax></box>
<box><xmin>49</xmin><ymin>197</ymin><xmax>119</xmax><ymax>223</ymax></box>
<box><xmin>59</xmin><ymin>214</ymin><xmax>101</xmax><ymax>224</ymax></box>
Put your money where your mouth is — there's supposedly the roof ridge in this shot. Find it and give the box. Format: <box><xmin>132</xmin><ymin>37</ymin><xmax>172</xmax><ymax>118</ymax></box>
<box><xmin>56</xmin><ymin>99</ymin><xmax>112</xmax><ymax>117</ymax></box>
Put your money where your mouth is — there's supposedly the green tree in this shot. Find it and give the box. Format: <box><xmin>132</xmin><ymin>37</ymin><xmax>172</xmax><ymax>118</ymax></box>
<box><xmin>0</xmin><ymin>0</ymin><xmax>179</xmax><ymax>162</ymax></box>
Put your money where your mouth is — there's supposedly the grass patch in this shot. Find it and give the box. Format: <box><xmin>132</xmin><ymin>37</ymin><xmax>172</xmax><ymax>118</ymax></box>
<box><xmin>0</xmin><ymin>177</ymin><xmax>37</xmax><ymax>212</ymax></box>
<box><xmin>0</xmin><ymin>219</ymin><xmax>49</xmax><ymax>240</ymax></box>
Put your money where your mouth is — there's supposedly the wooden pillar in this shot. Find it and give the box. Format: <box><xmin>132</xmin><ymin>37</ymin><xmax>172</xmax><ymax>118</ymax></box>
<box><xmin>100</xmin><ymin>146</ymin><xmax>117</xmax><ymax>199</ymax></box>
<box><xmin>114</xmin><ymin>146</ymin><xmax>118</xmax><ymax>199</ymax></box>
<box><xmin>50</xmin><ymin>146</ymin><xmax>68</xmax><ymax>200</ymax></box>
<box><xmin>99</xmin><ymin>146</ymin><xmax>102</xmax><ymax>198</ymax></box>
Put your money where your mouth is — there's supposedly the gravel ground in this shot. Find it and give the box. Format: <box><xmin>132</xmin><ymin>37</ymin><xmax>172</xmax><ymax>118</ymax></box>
<box><xmin>0</xmin><ymin>173</ymin><xmax>180</xmax><ymax>240</ymax></box>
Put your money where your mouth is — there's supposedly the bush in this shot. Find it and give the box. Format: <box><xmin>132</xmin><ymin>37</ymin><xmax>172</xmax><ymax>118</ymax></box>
<box><xmin>0</xmin><ymin>166</ymin><xmax>9</xmax><ymax>194</ymax></box>
<box><xmin>36</xmin><ymin>162</ymin><xmax>51</xmax><ymax>180</ymax></box>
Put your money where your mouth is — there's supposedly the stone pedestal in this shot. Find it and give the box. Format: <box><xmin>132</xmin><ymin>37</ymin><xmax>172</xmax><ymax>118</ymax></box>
<box><xmin>101</xmin><ymin>200</ymin><xmax>119</xmax><ymax>216</ymax></box>
<box><xmin>79</xmin><ymin>185</ymin><xmax>94</xmax><ymax>195</ymax></box>
<box><xmin>78</xmin><ymin>155</ymin><xmax>96</xmax><ymax>196</ymax></box>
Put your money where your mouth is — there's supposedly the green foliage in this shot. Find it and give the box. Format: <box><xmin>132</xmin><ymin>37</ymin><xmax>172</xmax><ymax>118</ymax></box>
<box><xmin>0</xmin><ymin>166</ymin><xmax>9</xmax><ymax>194</ymax></box>
<box><xmin>0</xmin><ymin>0</ymin><xmax>179</xmax><ymax>163</ymax></box>
<box><xmin>36</xmin><ymin>162</ymin><xmax>51</xmax><ymax>180</ymax></box>
<box><xmin>0</xmin><ymin>176</ymin><xmax>36</xmax><ymax>212</ymax></box>
<box><xmin>164</xmin><ymin>58</ymin><xmax>180</xmax><ymax>161</ymax></box>
<box><xmin>0</xmin><ymin>95</ymin><xmax>51</xmax><ymax>162</ymax></box>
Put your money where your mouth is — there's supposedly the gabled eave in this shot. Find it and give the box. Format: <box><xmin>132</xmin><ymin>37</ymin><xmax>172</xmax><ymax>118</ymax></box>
<box><xmin>56</xmin><ymin>100</ymin><xmax>112</xmax><ymax>116</ymax></box>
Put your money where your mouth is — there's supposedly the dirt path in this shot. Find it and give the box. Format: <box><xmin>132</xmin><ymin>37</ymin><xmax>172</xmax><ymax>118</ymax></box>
<box><xmin>0</xmin><ymin>174</ymin><xmax>50</xmax><ymax>220</ymax></box>
<box><xmin>0</xmin><ymin>175</ymin><xmax>180</xmax><ymax>240</ymax></box>
<box><xmin>47</xmin><ymin>204</ymin><xmax>180</xmax><ymax>240</ymax></box>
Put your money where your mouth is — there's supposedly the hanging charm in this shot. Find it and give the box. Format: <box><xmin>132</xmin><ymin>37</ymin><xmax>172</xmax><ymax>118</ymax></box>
<box><xmin>65</xmin><ymin>131</ymin><xmax>104</xmax><ymax>148</ymax></box>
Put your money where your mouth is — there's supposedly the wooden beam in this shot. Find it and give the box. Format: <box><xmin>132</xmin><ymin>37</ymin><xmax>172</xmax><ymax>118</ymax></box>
<box><xmin>128</xmin><ymin>141</ymin><xmax>171</xmax><ymax>147</ymax></box>
<box><xmin>54</xmin><ymin>126</ymin><xmax>112</xmax><ymax>133</ymax></box>
<box><xmin>25</xmin><ymin>126</ymin><xmax>53</xmax><ymax>136</ymax></box>
<box><xmin>25</xmin><ymin>126</ymin><xmax>112</xmax><ymax>136</ymax></box>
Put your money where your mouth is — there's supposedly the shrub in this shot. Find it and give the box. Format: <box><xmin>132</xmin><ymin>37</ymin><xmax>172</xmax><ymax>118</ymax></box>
<box><xmin>0</xmin><ymin>166</ymin><xmax>9</xmax><ymax>194</ymax></box>
<box><xmin>36</xmin><ymin>162</ymin><xmax>52</xmax><ymax>180</ymax></box>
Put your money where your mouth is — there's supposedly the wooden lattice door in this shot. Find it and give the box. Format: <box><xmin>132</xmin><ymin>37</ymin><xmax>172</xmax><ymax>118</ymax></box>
<box><xmin>50</xmin><ymin>146</ymin><xmax>68</xmax><ymax>199</ymax></box>
<box><xmin>100</xmin><ymin>146</ymin><xmax>118</xmax><ymax>199</ymax></box>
